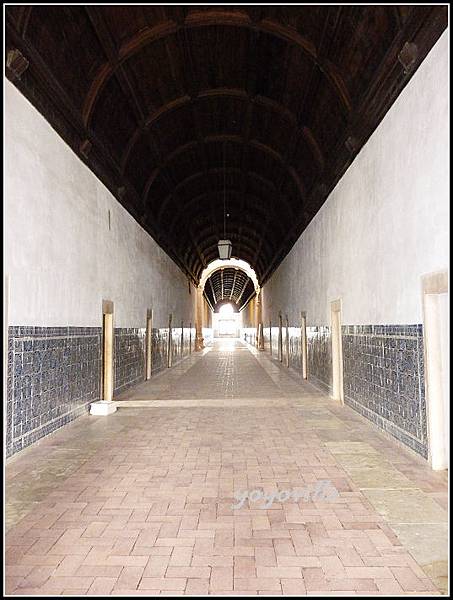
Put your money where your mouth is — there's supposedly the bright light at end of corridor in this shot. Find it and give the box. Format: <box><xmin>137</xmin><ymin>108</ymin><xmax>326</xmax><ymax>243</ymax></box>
<box><xmin>219</xmin><ymin>303</ymin><xmax>234</xmax><ymax>316</ymax></box>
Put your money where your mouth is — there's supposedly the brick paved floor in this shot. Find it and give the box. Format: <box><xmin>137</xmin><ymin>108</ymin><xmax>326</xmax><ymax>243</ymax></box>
<box><xmin>5</xmin><ymin>339</ymin><xmax>448</xmax><ymax>596</ymax></box>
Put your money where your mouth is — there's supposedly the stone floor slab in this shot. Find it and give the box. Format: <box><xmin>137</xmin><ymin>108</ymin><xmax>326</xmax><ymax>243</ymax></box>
<box><xmin>362</xmin><ymin>489</ymin><xmax>448</xmax><ymax>524</ymax></box>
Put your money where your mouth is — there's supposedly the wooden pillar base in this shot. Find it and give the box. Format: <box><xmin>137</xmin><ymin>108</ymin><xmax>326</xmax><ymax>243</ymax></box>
<box><xmin>195</xmin><ymin>334</ymin><xmax>204</xmax><ymax>351</ymax></box>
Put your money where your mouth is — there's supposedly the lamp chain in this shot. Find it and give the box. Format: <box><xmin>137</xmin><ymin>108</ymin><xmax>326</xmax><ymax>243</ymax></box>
<box><xmin>223</xmin><ymin>142</ymin><xmax>226</xmax><ymax>238</ymax></box>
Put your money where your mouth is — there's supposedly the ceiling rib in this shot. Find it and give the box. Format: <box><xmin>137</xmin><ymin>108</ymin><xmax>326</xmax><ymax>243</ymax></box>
<box><xmin>6</xmin><ymin>6</ymin><xmax>447</xmax><ymax>286</ymax></box>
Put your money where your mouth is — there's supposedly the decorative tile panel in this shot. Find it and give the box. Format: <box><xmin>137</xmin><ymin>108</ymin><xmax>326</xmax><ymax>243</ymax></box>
<box><xmin>288</xmin><ymin>326</ymin><xmax>302</xmax><ymax>372</ymax></box>
<box><xmin>342</xmin><ymin>324</ymin><xmax>427</xmax><ymax>458</ymax></box>
<box><xmin>151</xmin><ymin>327</ymin><xmax>168</xmax><ymax>375</ymax></box>
<box><xmin>170</xmin><ymin>326</ymin><xmax>193</xmax><ymax>366</ymax></box>
<box><xmin>171</xmin><ymin>327</ymin><xmax>181</xmax><ymax>365</ymax></box>
<box><xmin>6</xmin><ymin>326</ymin><xmax>102</xmax><ymax>458</ymax></box>
<box><xmin>270</xmin><ymin>326</ymin><xmax>280</xmax><ymax>358</ymax></box>
<box><xmin>113</xmin><ymin>328</ymin><xmax>146</xmax><ymax>396</ymax></box>
<box><xmin>307</xmin><ymin>326</ymin><xmax>332</xmax><ymax>392</ymax></box>
<box><xmin>263</xmin><ymin>326</ymin><xmax>271</xmax><ymax>354</ymax></box>
<box><xmin>7</xmin><ymin>322</ymin><xmax>197</xmax><ymax>459</ymax></box>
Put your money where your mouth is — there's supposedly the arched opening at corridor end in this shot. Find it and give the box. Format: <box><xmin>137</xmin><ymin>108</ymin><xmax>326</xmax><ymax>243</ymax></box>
<box><xmin>218</xmin><ymin>303</ymin><xmax>235</xmax><ymax>316</ymax></box>
<box><xmin>197</xmin><ymin>259</ymin><xmax>261</xmax><ymax>342</ymax></box>
<box><xmin>200</xmin><ymin>259</ymin><xmax>260</xmax><ymax>312</ymax></box>
<box><xmin>213</xmin><ymin>301</ymin><xmax>241</xmax><ymax>339</ymax></box>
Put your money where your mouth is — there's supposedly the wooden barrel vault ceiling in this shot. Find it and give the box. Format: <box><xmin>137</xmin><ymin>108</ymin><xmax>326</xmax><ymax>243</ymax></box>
<box><xmin>204</xmin><ymin>268</ymin><xmax>255</xmax><ymax>312</ymax></box>
<box><xmin>6</xmin><ymin>5</ymin><xmax>448</xmax><ymax>286</ymax></box>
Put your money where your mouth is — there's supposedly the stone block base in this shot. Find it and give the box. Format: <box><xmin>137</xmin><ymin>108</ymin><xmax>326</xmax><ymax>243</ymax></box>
<box><xmin>90</xmin><ymin>401</ymin><xmax>117</xmax><ymax>416</ymax></box>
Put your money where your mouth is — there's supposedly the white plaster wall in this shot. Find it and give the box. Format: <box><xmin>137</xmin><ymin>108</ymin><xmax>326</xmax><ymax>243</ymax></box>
<box><xmin>5</xmin><ymin>79</ymin><xmax>197</xmax><ymax>328</ymax></box>
<box><xmin>263</xmin><ymin>31</ymin><xmax>449</xmax><ymax>326</ymax></box>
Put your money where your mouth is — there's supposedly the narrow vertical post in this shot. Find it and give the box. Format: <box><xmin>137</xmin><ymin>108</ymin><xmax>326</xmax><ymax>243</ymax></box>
<box><xmin>255</xmin><ymin>289</ymin><xmax>264</xmax><ymax>349</ymax></box>
<box><xmin>278</xmin><ymin>312</ymin><xmax>283</xmax><ymax>362</ymax></box>
<box><xmin>181</xmin><ymin>320</ymin><xmax>184</xmax><ymax>357</ymax></box>
<box><xmin>330</xmin><ymin>299</ymin><xmax>344</xmax><ymax>404</ymax></box>
<box><xmin>90</xmin><ymin>300</ymin><xmax>116</xmax><ymax>415</ymax></box>
<box><xmin>146</xmin><ymin>308</ymin><xmax>153</xmax><ymax>380</ymax></box>
<box><xmin>195</xmin><ymin>286</ymin><xmax>204</xmax><ymax>350</ymax></box>
<box><xmin>189</xmin><ymin>322</ymin><xmax>192</xmax><ymax>354</ymax></box>
<box><xmin>103</xmin><ymin>312</ymin><xmax>114</xmax><ymax>400</ymax></box>
<box><xmin>167</xmin><ymin>313</ymin><xmax>173</xmax><ymax>368</ymax></box>
<box><xmin>269</xmin><ymin>319</ymin><xmax>272</xmax><ymax>355</ymax></box>
<box><xmin>285</xmin><ymin>315</ymin><xmax>290</xmax><ymax>367</ymax></box>
<box><xmin>301</xmin><ymin>311</ymin><xmax>308</xmax><ymax>379</ymax></box>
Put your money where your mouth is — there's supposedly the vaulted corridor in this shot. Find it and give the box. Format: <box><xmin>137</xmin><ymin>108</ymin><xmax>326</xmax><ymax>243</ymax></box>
<box><xmin>4</xmin><ymin>5</ymin><xmax>449</xmax><ymax>598</ymax></box>
<box><xmin>6</xmin><ymin>340</ymin><xmax>447</xmax><ymax>595</ymax></box>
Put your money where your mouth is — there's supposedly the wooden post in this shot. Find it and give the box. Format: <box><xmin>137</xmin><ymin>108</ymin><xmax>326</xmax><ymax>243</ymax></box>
<box><xmin>102</xmin><ymin>300</ymin><xmax>114</xmax><ymax>402</ymax></box>
<box><xmin>181</xmin><ymin>320</ymin><xmax>184</xmax><ymax>357</ymax></box>
<box><xmin>285</xmin><ymin>315</ymin><xmax>290</xmax><ymax>367</ymax></box>
<box><xmin>301</xmin><ymin>311</ymin><xmax>308</xmax><ymax>379</ymax></box>
<box><xmin>167</xmin><ymin>313</ymin><xmax>173</xmax><ymax>368</ymax></box>
<box><xmin>146</xmin><ymin>308</ymin><xmax>153</xmax><ymax>380</ymax></box>
<box><xmin>195</xmin><ymin>286</ymin><xmax>204</xmax><ymax>350</ymax></box>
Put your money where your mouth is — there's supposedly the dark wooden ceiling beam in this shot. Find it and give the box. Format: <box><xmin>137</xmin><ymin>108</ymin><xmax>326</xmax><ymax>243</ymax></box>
<box><xmin>82</xmin><ymin>13</ymin><xmax>352</xmax><ymax>127</ymax></box>
<box><xmin>236</xmin><ymin>277</ymin><xmax>253</xmax><ymax>307</ymax></box>
<box><xmin>252</xmin><ymin>212</ymin><xmax>272</xmax><ymax>269</ymax></box>
<box><xmin>121</xmin><ymin>88</ymin><xmax>312</xmax><ymax>173</ymax></box>
<box><xmin>166</xmin><ymin>190</ymin><xmax>283</xmax><ymax>232</ymax></box>
<box><xmin>14</xmin><ymin>5</ymin><xmax>33</xmax><ymax>37</ymax></box>
<box><xmin>203</xmin><ymin>291</ymin><xmax>216</xmax><ymax>313</ymax></box>
<box><xmin>166</xmin><ymin>192</ymin><xmax>288</xmax><ymax>245</ymax></box>
<box><xmin>256</xmin><ymin>7</ymin><xmax>343</xmax><ymax>270</ymax></box>
<box><xmin>208</xmin><ymin>278</ymin><xmax>217</xmax><ymax>306</ymax></box>
<box><xmin>85</xmin><ymin>7</ymin><xmax>147</xmax><ymax>126</ymax></box>
<box><xmin>164</xmin><ymin>25</ymin><xmax>231</xmax><ymax>249</ymax></box>
<box><xmin>154</xmin><ymin>167</ymin><xmax>294</xmax><ymax>225</ymax></box>
<box><xmin>259</xmin><ymin>8</ymin><xmax>448</xmax><ymax>287</ymax></box>
<box><xmin>230</xmin><ymin>270</ymin><xmax>239</xmax><ymax>302</ymax></box>
<box><xmin>145</xmin><ymin>134</ymin><xmax>305</xmax><ymax>210</ymax></box>
<box><xmin>236</xmin><ymin>25</ymin><xmax>260</xmax><ymax>257</ymax></box>
<box><xmin>240</xmin><ymin>287</ymin><xmax>258</xmax><ymax>313</ymax></box>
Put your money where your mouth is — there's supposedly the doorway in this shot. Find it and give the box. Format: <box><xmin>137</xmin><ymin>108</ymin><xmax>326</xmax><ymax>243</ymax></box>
<box><xmin>422</xmin><ymin>271</ymin><xmax>449</xmax><ymax>470</ymax></box>
<box><xmin>330</xmin><ymin>299</ymin><xmax>344</xmax><ymax>404</ymax></box>
<box><xmin>213</xmin><ymin>303</ymin><xmax>241</xmax><ymax>338</ymax></box>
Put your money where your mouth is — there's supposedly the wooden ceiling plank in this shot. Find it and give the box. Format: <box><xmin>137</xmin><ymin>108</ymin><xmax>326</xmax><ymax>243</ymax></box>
<box><xmin>209</xmin><ymin>278</ymin><xmax>217</xmax><ymax>306</ymax></box>
<box><xmin>229</xmin><ymin>270</ymin><xmax>239</xmax><ymax>301</ymax></box>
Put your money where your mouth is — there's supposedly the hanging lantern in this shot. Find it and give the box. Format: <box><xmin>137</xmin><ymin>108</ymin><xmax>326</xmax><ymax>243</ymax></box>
<box><xmin>218</xmin><ymin>239</ymin><xmax>232</xmax><ymax>260</ymax></box>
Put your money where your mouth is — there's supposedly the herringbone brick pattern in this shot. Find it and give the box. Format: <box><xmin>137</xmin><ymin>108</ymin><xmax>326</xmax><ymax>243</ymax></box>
<box><xmin>5</xmin><ymin>340</ymin><xmax>446</xmax><ymax>595</ymax></box>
